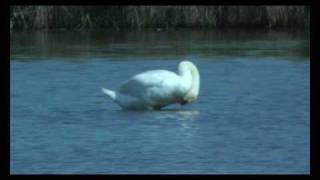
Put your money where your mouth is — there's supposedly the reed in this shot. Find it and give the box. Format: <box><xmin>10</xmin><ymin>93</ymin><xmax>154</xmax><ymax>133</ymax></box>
<box><xmin>10</xmin><ymin>6</ymin><xmax>309</xmax><ymax>30</ymax></box>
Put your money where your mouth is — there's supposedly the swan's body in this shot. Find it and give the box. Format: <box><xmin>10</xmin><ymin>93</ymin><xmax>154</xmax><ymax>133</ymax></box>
<box><xmin>102</xmin><ymin>61</ymin><xmax>200</xmax><ymax>110</ymax></box>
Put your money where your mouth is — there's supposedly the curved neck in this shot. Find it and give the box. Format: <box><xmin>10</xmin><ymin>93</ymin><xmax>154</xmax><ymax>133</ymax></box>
<box><xmin>178</xmin><ymin>66</ymin><xmax>192</xmax><ymax>84</ymax></box>
<box><xmin>178</xmin><ymin>62</ymin><xmax>200</xmax><ymax>102</ymax></box>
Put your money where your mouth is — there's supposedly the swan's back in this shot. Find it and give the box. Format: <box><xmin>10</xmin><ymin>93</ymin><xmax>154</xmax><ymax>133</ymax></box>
<box><xmin>117</xmin><ymin>70</ymin><xmax>188</xmax><ymax>106</ymax></box>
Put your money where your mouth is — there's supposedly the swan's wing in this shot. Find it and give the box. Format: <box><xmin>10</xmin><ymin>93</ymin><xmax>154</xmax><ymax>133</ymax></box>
<box><xmin>118</xmin><ymin>70</ymin><xmax>189</xmax><ymax>104</ymax></box>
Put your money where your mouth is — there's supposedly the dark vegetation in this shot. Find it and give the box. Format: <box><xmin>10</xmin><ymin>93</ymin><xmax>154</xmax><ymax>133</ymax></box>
<box><xmin>10</xmin><ymin>6</ymin><xmax>309</xmax><ymax>30</ymax></box>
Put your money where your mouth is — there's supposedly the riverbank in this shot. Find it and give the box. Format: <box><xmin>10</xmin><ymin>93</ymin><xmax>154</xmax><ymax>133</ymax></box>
<box><xmin>10</xmin><ymin>6</ymin><xmax>309</xmax><ymax>30</ymax></box>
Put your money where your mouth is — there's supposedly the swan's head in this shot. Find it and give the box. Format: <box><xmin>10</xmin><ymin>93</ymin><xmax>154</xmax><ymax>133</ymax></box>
<box><xmin>178</xmin><ymin>61</ymin><xmax>200</xmax><ymax>103</ymax></box>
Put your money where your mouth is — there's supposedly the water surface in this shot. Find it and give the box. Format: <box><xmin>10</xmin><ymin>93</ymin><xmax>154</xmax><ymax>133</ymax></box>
<box><xmin>10</xmin><ymin>29</ymin><xmax>310</xmax><ymax>174</ymax></box>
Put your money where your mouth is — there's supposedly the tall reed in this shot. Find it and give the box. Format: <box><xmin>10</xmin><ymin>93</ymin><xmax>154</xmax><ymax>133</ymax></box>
<box><xmin>10</xmin><ymin>6</ymin><xmax>309</xmax><ymax>30</ymax></box>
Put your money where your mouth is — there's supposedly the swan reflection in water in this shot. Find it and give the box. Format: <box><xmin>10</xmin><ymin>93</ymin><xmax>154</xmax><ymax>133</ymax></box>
<box><xmin>118</xmin><ymin>108</ymin><xmax>200</xmax><ymax>121</ymax></box>
<box><xmin>148</xmin><ymin>109</ymin><xmax>199</xmax><ymax>121</ymax></box>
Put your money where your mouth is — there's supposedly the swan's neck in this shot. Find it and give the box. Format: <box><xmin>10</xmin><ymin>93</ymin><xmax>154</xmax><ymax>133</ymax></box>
<box><xmin>178</xmin><ymin>62</ymin><xmax>200</xmax><ymax>102</ymax></box>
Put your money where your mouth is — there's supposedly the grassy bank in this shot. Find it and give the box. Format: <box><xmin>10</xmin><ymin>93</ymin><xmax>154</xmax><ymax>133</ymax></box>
<box><xmin>10</xmin><ymin>6</ymin><xmax>309</xmax><ymax>30</ymax></box>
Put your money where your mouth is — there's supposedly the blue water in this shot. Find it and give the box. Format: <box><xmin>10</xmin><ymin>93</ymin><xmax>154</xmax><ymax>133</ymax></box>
<box><xmin>10</xmin><ymin>30</ymin><xmax>310</xmax><ymax>174</ymax></box>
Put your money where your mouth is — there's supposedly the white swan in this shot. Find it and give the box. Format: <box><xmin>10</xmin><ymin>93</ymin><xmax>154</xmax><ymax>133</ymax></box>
<box><xmin>102</xmin><ymin>61</ymin><xmax>200</xmax><ymax>110</ymax></box>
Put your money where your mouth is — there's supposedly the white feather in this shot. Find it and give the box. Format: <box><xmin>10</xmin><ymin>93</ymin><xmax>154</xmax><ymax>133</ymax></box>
<box><xmin>102</xmin><ymin>61</ymin><xmax>200</xmax><ymax>110</ymax></box>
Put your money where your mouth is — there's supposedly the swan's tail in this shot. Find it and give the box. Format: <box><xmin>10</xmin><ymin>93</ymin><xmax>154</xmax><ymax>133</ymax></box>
<box><xmin>101</xmin><ymin>88</ymin><xmax>117</xmax><ymax>101</ymax></box>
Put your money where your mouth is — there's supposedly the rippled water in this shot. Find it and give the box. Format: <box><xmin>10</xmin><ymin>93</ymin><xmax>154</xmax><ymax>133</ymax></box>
<box><xmin>10</xmin><ymin>29</ymin><xmax>310</xmax><ymax>174</ymax></box>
